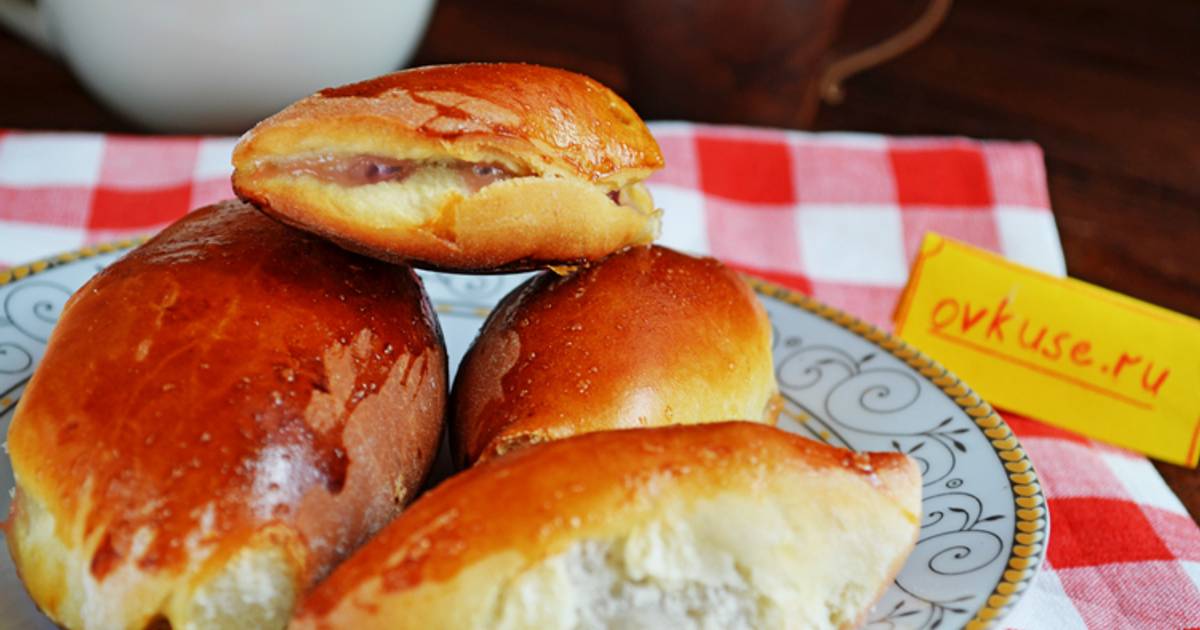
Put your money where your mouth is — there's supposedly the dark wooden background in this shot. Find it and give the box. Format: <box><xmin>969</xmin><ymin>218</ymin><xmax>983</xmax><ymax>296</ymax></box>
<box><xmin>1</xmin><ymin>0</ymin><xmax>1197</xmax><ymax>518</ymax></box>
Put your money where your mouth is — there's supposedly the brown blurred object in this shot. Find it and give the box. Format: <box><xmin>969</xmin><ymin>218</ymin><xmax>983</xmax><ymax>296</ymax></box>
<box><xmin>0</xmin><ymin>0</ymin><xmax>1196</xmax><ymax>519</ymax></box>
<box><xmin>623</xmin><ymin>0</ymin><xmax>840</xmax><ymax>127</ymax></box>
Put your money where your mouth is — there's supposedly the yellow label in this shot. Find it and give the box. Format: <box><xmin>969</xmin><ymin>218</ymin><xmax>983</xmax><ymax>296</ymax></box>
<box><xmin>894</xmin><ymin>233</ymin><xmax>1200</xmax><ymax>467</ymax></box>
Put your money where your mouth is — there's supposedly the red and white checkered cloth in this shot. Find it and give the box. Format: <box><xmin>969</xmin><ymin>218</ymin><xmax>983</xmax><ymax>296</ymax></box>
<box><xmin>1</xmin><ymin>124</ymin><xmax>1198</xmax><ymax>627</ymax></box>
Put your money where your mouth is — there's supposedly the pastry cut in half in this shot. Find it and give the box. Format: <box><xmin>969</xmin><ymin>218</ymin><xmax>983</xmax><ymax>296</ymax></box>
<box><xmin>291</xmin><ymin>422</ymin><xmax>922</xmax><ymax>630</ymax></box>
<box><xmin>451</xmin><ymin>245</ymin><xmax>780</xmax><ymax>466</ymax></box>
<box><xmin>232</xmin><ymin>63</ymin><xmax>664</xmax><ymax>272</ymax></box>
<box><xmin>5</xmin><ymin>201</ymin><xmax>448</xmax><ymax>630</ymax></box>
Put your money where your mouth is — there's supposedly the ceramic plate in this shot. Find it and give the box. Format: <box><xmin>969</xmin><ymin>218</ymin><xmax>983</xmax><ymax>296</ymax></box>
<box><xmin>0</xmin><ymin>242</ymin><xmax>1047</xmax><ymax>629</ymax></box>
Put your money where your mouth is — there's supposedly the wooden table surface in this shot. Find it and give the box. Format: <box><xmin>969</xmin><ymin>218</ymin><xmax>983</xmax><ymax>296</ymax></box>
<box><xmin>1</xmin><ymin>0</ymin><xmax>1197</xmax><ymax>519</ymax></box>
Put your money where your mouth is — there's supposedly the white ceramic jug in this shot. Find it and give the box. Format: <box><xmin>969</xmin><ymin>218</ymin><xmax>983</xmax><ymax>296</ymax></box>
<box><xmin>0</xmin><ymin>0</ymin><xmax>436</xmax><ymax>132</ymax></box>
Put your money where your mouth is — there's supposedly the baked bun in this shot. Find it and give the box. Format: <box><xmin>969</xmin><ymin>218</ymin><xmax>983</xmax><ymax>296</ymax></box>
<box><xmin>231</xmin><ymin>63</ymin><xmax>664</xmax><ymax>272</ymax></box>
<box><xmin>451</xmin><ymin>245</ymin><xmax>779</xmax><ymax>466</ymax></box>
<box><xmin>292</xmin><ymin>422</ymin><xmax>921</xmax><ymax>630</ymax></box>
<box><xmin>5</xmin><ymin>201</ymin><xmax>447</xmax><ymax>629</ymax></box>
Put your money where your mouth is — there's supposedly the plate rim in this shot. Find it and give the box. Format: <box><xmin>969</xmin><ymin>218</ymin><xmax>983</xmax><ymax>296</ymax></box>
<box><xmin>745</xmin><ymin>275</ymin><xmax>1047</xmax><ymax>629</ymax></box>
<box><xmin>1</xmin><ymin>241</ymin><xmax>1048</xmax><ymax>629</ymax></box>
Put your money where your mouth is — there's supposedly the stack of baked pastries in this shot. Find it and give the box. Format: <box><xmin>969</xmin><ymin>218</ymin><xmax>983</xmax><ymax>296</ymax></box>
<box><xmin>5</xmin><ymin>63</ymin><xmax>921</xmax><ymax>629</ymax></box>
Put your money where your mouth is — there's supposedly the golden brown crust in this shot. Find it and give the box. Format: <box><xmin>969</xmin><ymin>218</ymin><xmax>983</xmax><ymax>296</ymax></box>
<box><xmin>451</xmin><ymin>245</ymin><xmax>778</xmax><ymax>466</ymax></box>
<box><xmin>230</xmin><ymin>63</ymin><xmax>664</xmax><ymax>271</ymax></box>
<box><xmin>234</xmin><ymin>63</ymin><xmax>663</xmax><ymax>184</ymax></box>
<box><xmin>6</xmin><ymin>201</ymin><xmax>447</xmax><ymax>628</ymax></box>
<box><xmin>292</xmin><ymin>422</ymin><xmax>922</xmax><ymax>629</ymax></box>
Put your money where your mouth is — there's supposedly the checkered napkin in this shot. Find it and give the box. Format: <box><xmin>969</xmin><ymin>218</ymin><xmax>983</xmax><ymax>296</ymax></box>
<box><xmin>1</xmin><ymin>124</ymin><xmax>1198</xmax><ymax>627</ymax></box>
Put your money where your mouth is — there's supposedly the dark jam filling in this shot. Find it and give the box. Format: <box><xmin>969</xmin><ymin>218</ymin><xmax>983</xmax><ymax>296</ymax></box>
<box><xmin>267</xmin><ymin>155</ymin><xmax>518</xmax><ymax>193</ymax></box>
<box><xmin>264</xmin><ymin>155</ymin><xmax>634</xmax><ymax>205</ymax></box>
